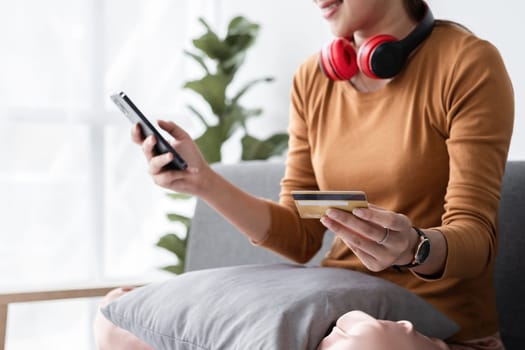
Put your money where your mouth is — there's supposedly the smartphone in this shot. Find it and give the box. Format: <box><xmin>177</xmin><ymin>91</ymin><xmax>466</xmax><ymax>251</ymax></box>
<box><xmin>291</xmin><ymin>190</ymin><xmax>368</xmax><ymax>219</ymax></box>
<box><xmin>111</xmin><ymin>91</ymin><xmax>187</xmax><ymax>170</ymax></box>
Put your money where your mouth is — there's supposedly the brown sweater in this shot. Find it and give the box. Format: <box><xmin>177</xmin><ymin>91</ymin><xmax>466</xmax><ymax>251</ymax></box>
<box><xmin>257</xmin><ymin>22</ymin><xmax>514</xmax><ymax>341</ymax></box>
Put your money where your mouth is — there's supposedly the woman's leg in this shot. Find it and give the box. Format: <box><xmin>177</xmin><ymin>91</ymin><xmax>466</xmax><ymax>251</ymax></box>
<box><xmin>317</xmin><ymin>310</ymin><xmax>450</xmax><ymax>350</ymax></box>
<box><xmin>93</xmin><ymin>287</ymin><xmax>154</xmax><ymax>350</ymax></box>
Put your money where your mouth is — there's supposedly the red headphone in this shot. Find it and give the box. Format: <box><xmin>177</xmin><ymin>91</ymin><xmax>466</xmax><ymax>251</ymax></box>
<box><xmin>319</xmin><ymin>4</ymin><xmax>435</xmax><ymax>80</ymax></box>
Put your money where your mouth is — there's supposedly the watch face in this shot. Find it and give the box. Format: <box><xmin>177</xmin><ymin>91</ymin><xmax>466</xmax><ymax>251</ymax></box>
<box><xmin>415</xmin><ymin>239</ymin><xmax>431</xmax><ymax>264</ymax></box>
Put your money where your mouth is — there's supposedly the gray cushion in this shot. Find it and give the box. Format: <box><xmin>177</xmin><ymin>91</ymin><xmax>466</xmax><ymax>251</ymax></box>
<box><xmin>102</xmin><ymin>263</ymin><xmax>458</xmax><ymax>350</ymax></box>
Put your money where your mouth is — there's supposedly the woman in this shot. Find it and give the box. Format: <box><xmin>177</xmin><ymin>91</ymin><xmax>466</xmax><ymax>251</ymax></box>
<box><xmin>95</xmin><ymin>0</ymin><xmax>514</xmax><ymax>349</ymax></box>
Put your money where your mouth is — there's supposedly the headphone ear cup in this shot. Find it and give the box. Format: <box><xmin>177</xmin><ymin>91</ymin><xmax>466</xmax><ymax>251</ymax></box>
<box><xmin>319</xmin><ymin>37</ymin><xmax>358</xmax><ymax>80</ymax></box>
<box><xmin>357</xmin><ymin>34</ymin><xmax>397</xmax><ymax>79</ymax></box>
<box><xmin>319</xmin><ymin>44</ymin><xmax>340</xmax><ymax>81</ymax></box>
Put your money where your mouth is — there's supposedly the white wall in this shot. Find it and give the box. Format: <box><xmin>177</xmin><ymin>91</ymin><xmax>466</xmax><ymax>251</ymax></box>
<box><xmin>213</xmin><ymin>0</ymin><xmax>524</xmax><ymax>160</ymax></box>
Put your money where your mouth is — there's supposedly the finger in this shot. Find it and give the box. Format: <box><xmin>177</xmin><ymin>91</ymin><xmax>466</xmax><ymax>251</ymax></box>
<box><xmin>321</xmin><ymin>215</ymin><xmax>384</xmax><ymax>257</ymax></box>
<box><xmin>351</xmin><ymin>247</ymin><xmax>386</xmax><ymax>272</ymax></box>
<box><xmin>341</xmin><ymin>234</ymin><xmax>395</xmax><ymax>272</ymax></box>
<box><xmin>157</xmin><ymin>120</ymin><xmax>189</xmax><ymax>140</ymax></box>
<box><xmin>131</xmin><ymin>123</ymin><xmax>144</xmax><ymax>144</ymax></box>
<box><xmin>326</xmin><ymin>208</ymin><xmax>386</xmax><ymax>243</ymax></box>
<box><xmin>152</xmin><ymin>170</ymin><xmax>187</xmax><ymax>190</ymax></box>
<box><xmin>149</xmin><ymin>152</ymin><xmax>174</xmax><ymax>175</ymax></box>
<box><xmin>142</xmin><ymin>135</ymin><xmax>157</xmax><ymax>160</ymax></box>
<box><xmin>349</xmin><ymin>245</ymin><xmax>379</xmax><ymax>265</ymax></box>
<box><xmin>351</xmin><ymin>206</ymin><xmax>409</xmax><ymax>231</ymax></box>
<box><xmin>168</xmin><ymin>138</ymin><xmax>181</xmax><ymax>149</ymax></box>
<box><xmin>322</xmin><ymin>216</ymin><xmax>399</xmax><ymax>271</ymax></box>
<box><xmin>338</xmin><ymin>231</ymin><xmax>384</xmax><ymax>270</ymax></box>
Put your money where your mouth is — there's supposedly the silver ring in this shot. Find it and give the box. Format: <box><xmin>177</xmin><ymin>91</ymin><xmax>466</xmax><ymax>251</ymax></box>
<box><xmin>378</xmin><ymin>228</ymin><xmax>390</xmax><ymax>245</ymax></box>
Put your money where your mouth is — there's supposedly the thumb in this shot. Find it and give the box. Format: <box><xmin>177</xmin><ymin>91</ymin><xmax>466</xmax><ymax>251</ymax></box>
<box><xmin>157</xmin><ymin>119</ymin><xmax>189</xmax><ymax>140</ymax></box>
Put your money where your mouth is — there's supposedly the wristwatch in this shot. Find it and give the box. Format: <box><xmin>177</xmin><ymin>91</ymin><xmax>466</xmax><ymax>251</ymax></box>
<box><xmin>394</xmin><ymin>227</ymin><xmax>431</xmax><ymax>269</ymax></box>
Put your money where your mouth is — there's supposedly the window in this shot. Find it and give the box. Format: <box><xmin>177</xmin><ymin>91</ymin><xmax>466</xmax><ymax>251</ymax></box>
<box><xmin>0</xmin><ymin>0</ymin><xmax>215</xmax><ymax>348</ymax></box>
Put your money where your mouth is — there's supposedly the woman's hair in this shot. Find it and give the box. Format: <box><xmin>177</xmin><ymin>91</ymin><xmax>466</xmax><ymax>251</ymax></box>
<box><xmin>403</xmin><ymin>0</ymin><xmax>426</xmax><ymax>21</ymax></box>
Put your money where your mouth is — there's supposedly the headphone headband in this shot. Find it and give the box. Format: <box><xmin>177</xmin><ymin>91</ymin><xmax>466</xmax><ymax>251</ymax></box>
<box><xmin>397</xmin><ymin>3</ymin><xmax>435</xmax><ymax>56</ymax></box>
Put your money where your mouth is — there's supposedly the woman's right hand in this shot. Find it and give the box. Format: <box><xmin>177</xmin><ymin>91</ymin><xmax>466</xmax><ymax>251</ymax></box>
<box><xmin>131</xmin><ymin>119</ymin><xmax>213</xmax><ymax>197</ymax></box>
<box><xmin>132</xmin><ymin>119</ymin><xmax>273</xmax><ymax>244</ymax></box>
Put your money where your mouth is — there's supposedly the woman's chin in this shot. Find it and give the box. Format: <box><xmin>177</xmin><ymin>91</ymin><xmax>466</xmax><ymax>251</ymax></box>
<box><xmin>329</xmin><ymin>23</ymin><xmax>353</xmax><ymax>38</ymax></box>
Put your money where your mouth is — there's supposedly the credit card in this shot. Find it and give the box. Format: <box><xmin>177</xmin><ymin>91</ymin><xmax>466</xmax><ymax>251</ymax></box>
<box><xmin>291</xmin><ymin>190</ymin><xmax>368</xmax><ymax>219</ymax></box>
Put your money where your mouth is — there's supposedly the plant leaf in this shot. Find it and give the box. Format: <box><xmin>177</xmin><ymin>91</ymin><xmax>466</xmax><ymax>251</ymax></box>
<box><xmin>161</xmin><ymin>264</ymin><xmax>185</xmax><ymax>275</ymax></box>
<box><xmin>241</xmin><ymin>133</ymin><xmax>289</xmax><ymax>160</ymax></box>
<box><xmin>218</xmin><ymin>17</ymin><xmax>260</xmax><ymax>74</ymax></box>
<box><xmin>225</xmin><ymin>17</ymin><xmax>259</xmax><ymax>61</ymax></box>
<box><xmin>166</xmin><ymin>192</ymin><xmax>193</xmax><ymax>200</ymax></box>
<box><xmin>243</xmin><ymin>108</ymin><xmax>263</xmax><ymax>118</ymax></box>
<box><xmin>232</xmin><ymin>77</ymin><xmax>274</xmax><ymax>104</ymax></box>
<box><xmin>183</xmin><ymin>50</ymin><xmax>210</xmax><ymax>75</ymax></box>
<box><xmin>193</xmin><ymin>32</ymin><xmax>229</xmax><ymax>60</ymax></box>
<box><xmin>218</xmin><ymin>51</ymin><xmax>246</xmax><ymax>76</ymax></box>
<box><xmin>184</xmin><ymin>74</ymin><xmax>230</xmax><ymax>116</ymax></box>
<box><xmin>225</xmin><ymin>34</ymin><xmax>256</xmax><ymax>55</ymax></box>
<box><xmin>193</xmin><ymin>18</ymin><xmax>231</xmax><ymax>60</ymax></box>
<box><xmin>166</xmin><ymin>213</ymin><xmax>191</xmax><ymax>227</ymax></box>
<box><xmin>198</xmin><ymin>17</ymin><xmax>213</xmax><ymax>33</ymax></box>
<box><xmin>227</xmin><ymin>16</ymin><xmax>260</xmax><ymax>38</ymax></box>
<box><xmin>195</xmin><ymin>126</ymin><xmax>224</xmax><ymax>163</ymax></box>
<box><xmin>157</xmin><ymin>233</ymin><xmax>187</xmax><ymax>261</ymax></box>
<box><xmin>186</xmin><ymin>104</ymin><xmax>210</xmax><ymax>128</ymax></box>
<box><xmin>221</xmin><ymin>104</ymin><xmax>261</xmax><ymax>136</ymax></box>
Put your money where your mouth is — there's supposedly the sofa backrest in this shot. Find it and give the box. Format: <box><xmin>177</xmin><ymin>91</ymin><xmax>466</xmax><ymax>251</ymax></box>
<box><xmin>494</xmin><ymin>161</ymin><xmax>525</xmax><ymax>350</ymax></box>
<box><xmin>185</xmin><ymin>161</ymin><xmax>334</xmax><ymax>272</ymax></box>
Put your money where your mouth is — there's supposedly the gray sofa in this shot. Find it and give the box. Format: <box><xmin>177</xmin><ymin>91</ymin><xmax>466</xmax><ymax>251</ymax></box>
<box><xmin>185</xmin><ymin>160</ymin><xmax>525</xmax><ymax>350</ymax></box>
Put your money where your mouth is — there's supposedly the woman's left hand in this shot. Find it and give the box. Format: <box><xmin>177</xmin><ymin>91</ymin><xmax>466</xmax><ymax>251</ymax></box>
<box><xmin>320</xmin><ymin>204</ymin><xmax>419</xmax><ymax>272</ymax></box>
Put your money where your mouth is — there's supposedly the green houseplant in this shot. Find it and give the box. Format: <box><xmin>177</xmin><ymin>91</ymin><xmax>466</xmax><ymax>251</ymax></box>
<box><xmin>156</xmin><ymin>16</ymin><xmax>289</xmax><ymax>274</ymax></box>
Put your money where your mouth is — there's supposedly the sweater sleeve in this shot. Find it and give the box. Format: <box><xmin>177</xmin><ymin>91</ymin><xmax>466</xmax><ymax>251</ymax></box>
<box><xmin>255</xmin><ymin>60</ymin><xmax>327</xmax><ymax>263</ymax></box>
<box><xmin>434</xmin><ymin>40</ymin><xmax>514</xmax><ymax>279</ymax></box>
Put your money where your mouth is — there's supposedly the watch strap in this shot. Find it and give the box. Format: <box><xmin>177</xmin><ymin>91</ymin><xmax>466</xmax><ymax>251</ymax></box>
<box><xmin>393</xmin><ymin>226</ymin><xmax>429</xmax><ymax>269</ymax></box>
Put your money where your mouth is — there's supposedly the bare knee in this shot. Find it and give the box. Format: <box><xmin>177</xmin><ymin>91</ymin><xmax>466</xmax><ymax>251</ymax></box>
<box><xmin>337</xmin><ymin>310</ymin><xmax>389</xmax><ymax>338</ymax></box>
<box><xmin>93</xmin><ymin>287</ymin><xmax>153</xmax><ymax>350</ymax></box>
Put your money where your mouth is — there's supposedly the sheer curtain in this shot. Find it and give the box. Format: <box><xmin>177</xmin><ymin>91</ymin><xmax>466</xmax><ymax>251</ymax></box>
<box><xmin>0</xmin><ymin>0</ymin><xmax>215</xmax><ymax>348</ymax></box>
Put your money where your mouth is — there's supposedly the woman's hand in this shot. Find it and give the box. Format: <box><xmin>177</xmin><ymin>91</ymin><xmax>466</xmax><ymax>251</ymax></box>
<box><xmin>131</xmin><ymin>119</ymin><xmax>212</xmax><ymax>196</ymax></box>
<box><xmin>320</xmin><ymin>205</ymin><xmax>420</xmax><ymax>272</ymax></box>
<box><xmin>131</xmin><ymin>119</ymin><xmax>273</xmax><ymax>243</ymax></box>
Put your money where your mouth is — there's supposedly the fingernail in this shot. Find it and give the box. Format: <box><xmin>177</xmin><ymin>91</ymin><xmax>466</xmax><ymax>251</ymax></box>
<box><xmin>325</xmin><ymin>209</ymin><xmax>335</xmax><ymax>218</ymax></box>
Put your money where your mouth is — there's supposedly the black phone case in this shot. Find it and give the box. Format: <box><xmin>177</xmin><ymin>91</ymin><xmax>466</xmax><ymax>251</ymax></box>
<box><xmin>111</xmin><ymin>91</ymin><xmax>187</xmax><ymax>170</ymax></box>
